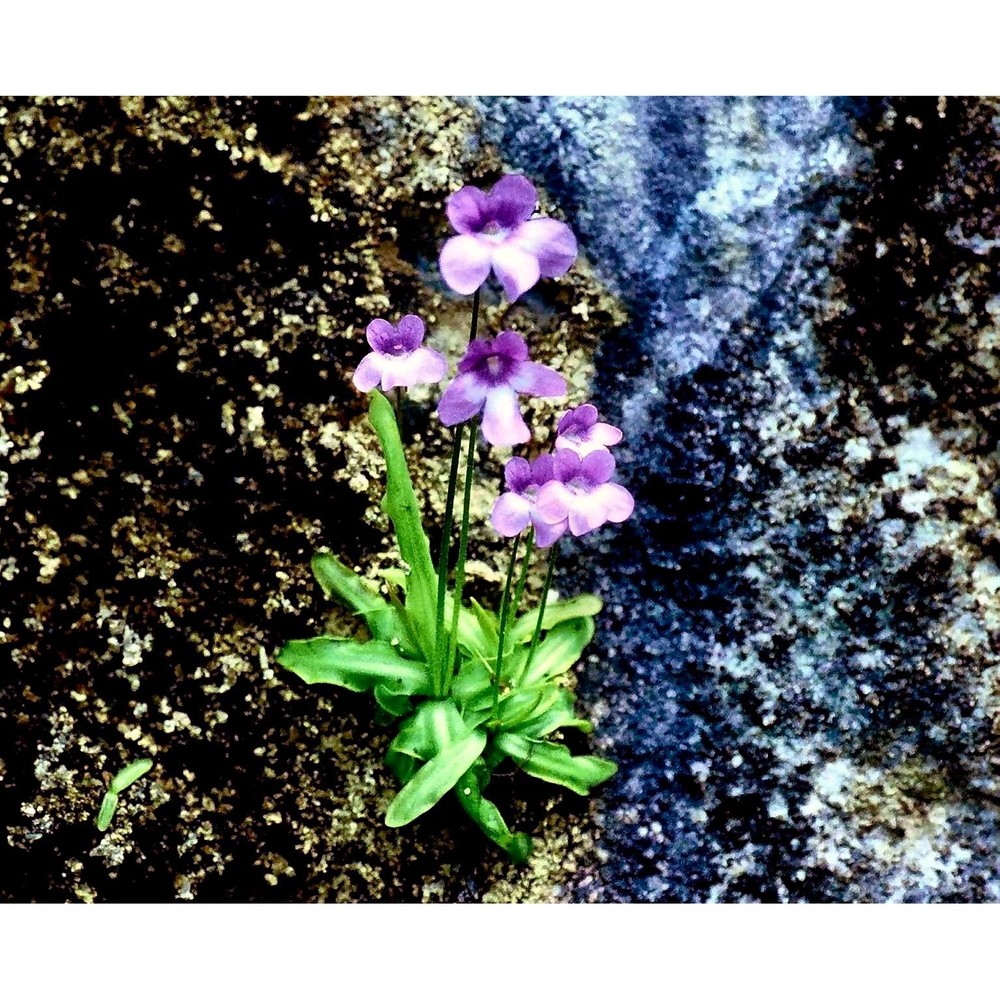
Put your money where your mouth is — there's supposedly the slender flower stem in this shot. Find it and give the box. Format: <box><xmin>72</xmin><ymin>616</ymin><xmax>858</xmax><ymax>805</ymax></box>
<box><xmin>492</xmin><ymin>533</ymin><xmax>521</xmax><ymax>718</ymax></box>
<box><xmin>443</xmin><ymin>416</ymin><xmax>479</xmax><ymax>695</ymax></box>
<box><xmin>469</xmin><ymin>287</ymin><xmax>480</xmax><ymax>343</ymax></box>
<box><xmin>522</xmin><ymin>541</ymin><xmax>559</xmax><ymax>683</ymax></box>
<box><xmin>510</xmin><ymin>527</ymin><xmax>535</xmax><ymax>628</ymax></box>
<box><xmin>432</xmin><ymin>291</ymin><xmax>482</xmax><ymax>695</ymax></box>
<box><xmin>433</xmin><ymin>422</ymin><xmax>465</xmax><ymax>696</ymax></box>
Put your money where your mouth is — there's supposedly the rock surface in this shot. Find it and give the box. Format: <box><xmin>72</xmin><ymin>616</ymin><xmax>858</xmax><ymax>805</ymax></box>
<box><xmin>4</xmin><ymin>96</ymin><xmax>1000</xmax><ymax>901</ymax></box>
<box><xmin>478</xmin><ymin>96</ymin><xmax>1000</xmax><ymax>901</ymax></box>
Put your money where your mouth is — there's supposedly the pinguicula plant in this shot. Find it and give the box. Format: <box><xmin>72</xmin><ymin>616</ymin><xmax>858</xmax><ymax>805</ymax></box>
<box><xmin>277</xmin><ymin>173</ymin><xmax>633</xmax><ymax>862</ymax></box>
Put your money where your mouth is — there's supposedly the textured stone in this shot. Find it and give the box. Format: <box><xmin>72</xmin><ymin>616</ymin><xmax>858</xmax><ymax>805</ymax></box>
<box><xmin>478</xmin><ymin>96</ymin><xmax>1000</xmax><ymax>901</ymax></box>
<box><xmin>5</xmin><ymin>96</ymin><xmax>1000</xmax><ymax>902</ymax></box>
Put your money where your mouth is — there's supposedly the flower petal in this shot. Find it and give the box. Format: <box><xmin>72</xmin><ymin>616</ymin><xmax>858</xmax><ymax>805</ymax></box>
<box><xmin>491</xmin><ymin>243</ymin><xmax>541</xmax><ymax>302</ymax></box>
<box><xmin>557</xmin><ymin>403</ymin><xmax>597</xmax><ymax>437</ymax></box>
<box><xmin>594</xmin><ymin>482</ymin><xmax>634</xmax><ymax>523</ymax></box>
<box><xmin>395</xmin><ymin>314</ymin><xmax>425</xmax><ymax>350</ymax></box>
<box><xmin>552</xmin><ymin>449</ymin><xmax>581</xmax><ymax>483</ymax></box>
<box><xmin>493</xmin><ymin>329</ymin><xmax>529</xmax><ymax>362</ymax></box>
<box><xmin>567</xmin><ymin>493</ymin><xmax>609</xmax><ymax>537</ymax></box>
<box><xmin>535</xmin><ymin>482</ymin><xmax>573</xmax><ymax>523</ymax></box>
<box><xmin>352</xmin><ymin>352</ymin><xmax>384</xmax><ymax>392</ymax></box>
<box><xmin>489</xmin><ymin>174</ymin><xmax>537</xmax><ymax>228</ymax></box>
<box><xmin>481</xmin><ymin>386</ymin><xmax>530</xmax><ymax>446</ymax></box>
<box><xmin>509</xmin><ymin>217</ymin><xmax>578</xmax><ymax>278</ymax></box>
<box><xmin>381</xmin><ymin>349</ymin><xmax>448</xmax><ymax>390</ymax></box>
<box><xmin>509</xmin><ymin>361</ymin><xmax>566</xmax><ymax>398</ymax></box>
<box><xmin>592</xmin><ymin>421</ymin><xmax>624</xmax><ymax>447</ymax></box>
<box><xmin>405</xmin><ymin>347</ymin><xmax>448</xmax><ymax>386</ymax></box>
<box><xmin>446</xmin><ymin>186</ymin><xmax>490</xmax><ymax>234</ymax></box>
<box><xmin>556</xmin><ymin>437</ymin><xmax>614</xmax><ymax>458</ymax></box>
<box><xmin>580</xmin><ymin>449</ymin><xmax>616</xmax><ymax>486</ymax></box>
<box><xmin>438</xmin><ymin>372</ymin><xmax>487</xmax><ymax>426</ymax></box>
<box><xmin>491</xmin><ymin>493</ymin><xmax>532</xmax><ymax>537</ymax></box>
<box><xmin>531</xmin><ymin>453</ymin><xmax>556</xmax><ymax>485</ymax></box>
<box><xmin>440</xmin><ymin>234</ymin><xmax>493</xmax><ymax>295</ymax></box>
<box><xmin>504</xmin><ymin>456</ymin><xmax>534</xmax><ymax>494</ymax></box>
<box><xmin>532</xmin><ymin>516</ymin><xmax>568</xmax><ymax>549</ymax></box>
<box><xmin>366</xmin><ymin>318</ymin><xmax>396</xmax><ymax>352</ymax></box>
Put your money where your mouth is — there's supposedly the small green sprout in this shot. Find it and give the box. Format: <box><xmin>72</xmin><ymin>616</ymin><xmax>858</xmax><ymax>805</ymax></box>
<box><xmin>96</xmin><ymin>758</ymin><xmax>154</xmax><ymax>832</ymax></box>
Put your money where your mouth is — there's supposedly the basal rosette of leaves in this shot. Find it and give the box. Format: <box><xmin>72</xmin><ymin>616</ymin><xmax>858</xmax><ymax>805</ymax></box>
<box><xmin>276</xmin><ymin>174</ymin><xmax>630</xmax><ymax>863</ymax></box>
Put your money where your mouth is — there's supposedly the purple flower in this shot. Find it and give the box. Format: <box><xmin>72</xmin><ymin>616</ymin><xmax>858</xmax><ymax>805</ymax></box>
<box><xmin>437</xmin><ymin>330</ymin><xmax>566</xmax><ymax>446</ymax></box>
<box><xmin>555</xmin><ymin>404</ymin><xmax>624</xmax><ymax>458</ymax></box>
<box><xmin>352</xmin><ymin>315</ymin><xmax>448</xmax><ymax>393</ymax></box>
<box><xmin>534</xmin><ymin>450</ymin><xmax>634</xmax><ymax>538</ymax></box>
<box><xmin>439</xmin><ymin>174</ymin><xmax>578</xmax><ymax>302</ymax></box>
<box><xmin>490</xmin><ymin>455</ymin><xmax>566</xmax><ymax>548</ymax></box>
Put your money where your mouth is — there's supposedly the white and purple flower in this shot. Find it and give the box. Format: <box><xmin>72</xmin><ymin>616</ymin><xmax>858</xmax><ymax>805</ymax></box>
<box><xmin>437</xmin><ymin>330</ymin><xmax>565</xmax><ymax>446</ymax></box>
<box><xmin>352</xmin><ymin>314</ymin><xmax>448</xmax><ymax>393</ymax></box>
<box><xmin>555</xmin><ymin>404</ymin><xmax>623</xmax><ymax>458</ymax></box>
<box><xmin>439</xmin><ymin>174</ymin><xmax>578</xmax><ymax>302</ymax></box>
<box><xmin>535</xmin><ymin>450</ymin><xmax>634</xmax><ymax>538</ymax></box>
<box><xmin>490</xmin><ymin>455</ymin><xmax>566</xmax><ymax>548</ymax></box>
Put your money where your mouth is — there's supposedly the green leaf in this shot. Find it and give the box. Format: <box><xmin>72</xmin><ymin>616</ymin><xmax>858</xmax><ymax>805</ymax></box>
<box><xmin>95</xmin><ymin>790</ymin><xmax>119</xmax><ymax>832</ymax></box>
<box><xmin>519</xmin><ymin>617</ymin><xmax>595</xmax><ymax>688</ymax></box>
<box><xmin>373</xmin><ymin>683</ymin><xmax>412</xmax><ymax>718</ymax></box>
<box><xmin>380</xmin><ymin>567</ymin><xmax>408</xmax><ymax>593</ymax></box>
<box><xmin>451</xmin><ymin>658</ymin><xmax>493</xmax><ymax>709</ymax></box>
<box><xmin>389</xmin><ymin>700</ymin><xmax>471</xmax><ymax>761</ymax></box>
<box><xmin>445</xmin><ymin>595</ymin><xmax>495</xmax><ymax>667</ymax></box>
<box><xmin>470</xmin><ymin>599</ymin><xmax>499</xmax><ymax>647</ymax></box>
<box><xmin>277</xmin><ymin>637</ymin><xmax>432</xmax><ymax>695</ymax></box>
<box><xmin>494</xmin><ymin>733</ymin><xmax>617</xmax><ymax>796</ymax></box>
<box><xmin>493</xmin><ymin>685</ymin><xmax>561</xmax><ymax>731</ymax></box>
<box><xmin>311</xmin><ymin>552</ymin><xmax>417</xmax><ymax>656</ymax></box>
<box><xmin>456</xmin><ymin>762</ymin><xmax>533</xmax><ymax>863</ymax></box>
<box><xmin>385</xmin><ymin>748</ymin><xmax>418</xmax><ymax>785</ymax></box>
<box><xmin>510</xmin><ymin>594</ymin><xmax>602</xmax><ymax>644</ymax></box>
<box><xmin>508</xmin><ymin>689</ymin><xmax>594</xmax><ymax>739</ymax></box>
<box><xmin>109</xmin><ymin>758</ymin><xmax>153</xmax><ymax>794</ymax></box>
<box><xmin>368</xmin><ymin>392</ymin><xmax>437</xmax><ymax>662</ymax></box>
<box><xmin>385</xmin><ymin>731</ymin><xmax>487</xmax><ymax>827</ymax></box>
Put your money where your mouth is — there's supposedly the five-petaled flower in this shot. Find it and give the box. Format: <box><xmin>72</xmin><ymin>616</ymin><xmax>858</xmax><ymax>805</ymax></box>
<box><xmin>439</xmin><ymin>174</ymin><xmax>577</xmax><ymax>302</ymax></box>
<box><xmin>491</xmin><ymin>455</ymin><xmax>566</xmax><ymax>548</ymax></box>
<box><xmin>555</xmin><ymin>404</ymin><xmax>624</xmax><ymax>458</ymax></box>
<box><xmin>352</xmin><ymin>315</ymin><xmax>448</xmax><ymax>393</ymax></box>
<box><xmin>437</xmin><ymin>331</ymin><xmax>565</xmax><ymax>446</ymax></box>
<box><xmin>535</xmin><ymin>450</ymin><xmax>634</xmax><ymax>538</ymax></box>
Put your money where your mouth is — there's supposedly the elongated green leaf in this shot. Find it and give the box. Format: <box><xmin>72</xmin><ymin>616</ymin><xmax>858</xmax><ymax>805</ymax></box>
<box><xmin>470</xmin><ymin>598</ymin><xmax>498</xmax><ymax>646</ymax></box>
<box><xmin>451</xmin><ymin>658</ymin><xmax>493</xmax><ymax>708</ymax></box>
<box><xmin>519</xmin><ymin>617</ymin><xmax>595</xmax><ymax>688</ymax></box>
<box><xmin>277</xmin><ymin>637</ymin><xmax>432</xmax><ymax>695</ymax></box>
<box><xmin>508</xmin><ymin>689</ymin><xmax>593</xmax><ymax>739</ymax></box>
<box><xmin>385</xmin><ymin>731</ymin><xmax>487</xmax><ymax>827</ymax></box>
<box><xmin>495</xmin><ymin>733</ymin><xmax>617</xmax><ymax>795</ymax></box>
<box><xmin>444</xmin><ymin>595</ymin><xmax>495</xmax><ymax>667</ymax></box>
<box><xmin>312</xmin><ymin>551</ymin><xmax>387</xmax><ymax>617</ymax></box>
<box><xmin>494</xmin><ymin>685</ymin><xmax>561</xmax><ymax>731</ymax></box>
<box><xmin>109</xmin><ymin>758</ymin><xmax>153</xmax><ymax>794</ymax></box>
<box><xmin>96</xmin><ymin>790</ymin><xmax>119</xmax><ymax>832</ymax></box>
<box><xmin>386</xmin><ymin>748</ymin><xmax>418</xmax><ymax>784</ymax></box>
<box><xmin>389</xmin><ymin>700</ymin><xmax>471</xmax><ymax>761</ymax></box>
<box><xmin>368</xmin><ymin>392</ymin><xmax>437</xmax><ymax>662</ymax></box>
<box><xmin>456</xmin><ymin>762</ymin><xmax>533</xmax><ymax>863</ymax></box>
<box><xmin>311</xmin><ymin>552</ymin><xmax>417</xmax><ymax>656</ymax></box>
<box><xmin>373</xmin><ymin>683</ymin><xmax>412</xmax><ymax>718</ymax></box>
<box><xmin>380</xmin><ymin>567</ymin><xmax>408</xmax><ymax>592</ymax></box>
<box><xmin>510</xmin><ymin>595</ymin><xmax>602</xmax><ymax>644</ymax></box>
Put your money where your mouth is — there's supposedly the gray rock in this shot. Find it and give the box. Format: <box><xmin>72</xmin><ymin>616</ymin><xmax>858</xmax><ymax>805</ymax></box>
<box><xmin>476</xmin><ymin>96</ymin><xmax>1000</xmax><ymax>901</ymax></box>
